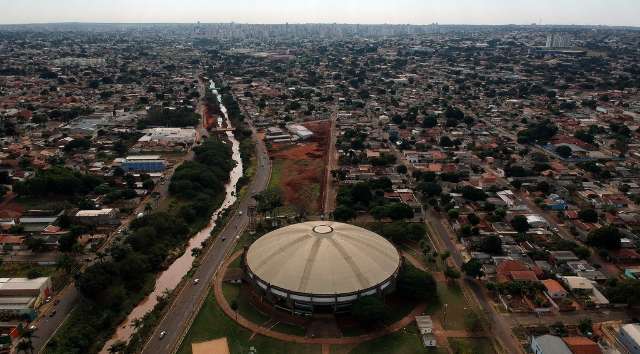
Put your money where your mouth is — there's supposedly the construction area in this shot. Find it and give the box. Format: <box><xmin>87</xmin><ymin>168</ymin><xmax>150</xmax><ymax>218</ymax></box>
<box><xmin>266</xmin><ymin>121</ymin><xmax>330</xmax><ymax>217</ymax></box>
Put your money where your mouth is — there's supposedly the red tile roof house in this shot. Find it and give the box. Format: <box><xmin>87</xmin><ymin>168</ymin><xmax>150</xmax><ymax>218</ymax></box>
<box><xmin>610</xmin><ymin>249</ymin><xmax>640</xmax><ymax>265</ymax></box>
<box><xmin>496</xmin><ymin>260</ymin><xmax>542</xmax><ymax>283</ymax></box>
<box><xmin>564</xmin><ymin>210</ymin><xmax>579</xmax><ymax>220</ymax></box>
<box><xmin>542</xmin><ymin>279</ymin><xmax>569</xmax><ymax>300</ymax></box>
<box><xmin>562</xmin><ymin>336</ymin><xmax>602</xmax><ymax>354</ymax></box>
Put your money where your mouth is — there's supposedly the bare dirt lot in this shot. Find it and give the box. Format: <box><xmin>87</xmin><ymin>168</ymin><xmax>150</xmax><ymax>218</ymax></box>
<box><xmin>268</xmin><ymin>121</ymin><xmax>329</xmax><ymax>216</ymax></box>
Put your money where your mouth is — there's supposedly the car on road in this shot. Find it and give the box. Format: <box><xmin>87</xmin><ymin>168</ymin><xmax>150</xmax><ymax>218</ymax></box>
<box><xmin>238</xmin><ymin>211</ymin><xmax>243</xmax><ymax>215</ymax></box>
<box><xmin>193</xmin><ymin>278</ymin><xmax>200</xmax><ymax>284</ymax></box>
<box><xmin>49</xmin><ymin>310</ymin><xmax>56</xmax><ymax>317</ymax></box>
<box><xmin>159</xmin><ymin>331</ymin><xmax>167</xmax><ymax>339</ymax></box>
<box><xmin>28</xmin><ymin>324</ymin><xmax>37</xmax><ymax>331</ymax></box>
<box><xmin>54</xmin><ymin>299</ymin><xmax>60</xmax><ymax>306</ymax></box>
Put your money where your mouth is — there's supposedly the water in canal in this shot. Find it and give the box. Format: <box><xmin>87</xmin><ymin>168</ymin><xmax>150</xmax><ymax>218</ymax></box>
<box><xmin>101</xmin><ymin>81</ymin><xmax>243</xmax><ymax>352</ymax></box>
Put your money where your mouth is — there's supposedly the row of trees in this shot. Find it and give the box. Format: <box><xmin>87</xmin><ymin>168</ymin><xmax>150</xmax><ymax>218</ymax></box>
<box><xmin>137</xmin><ymin>106</ymin><xmax>200</xmax><ymax>128</ymax></box>
<box><xmin>351</xmin><ymin>263</ymin><xmax>437</xmax><ymax>325</ymax></box>
<box><xmin>49</xmin><ymin>137</ymin><xmax>235</xmax><ymax>353</ymax></box>
<box><xmin>169</xmin><ymin>138</ymin><xmax>234</xmax><ymax>201</ymax></box>
<box><xmin>14</xmin><ymin>167</ymin><xmax>103</xmax><ymax>197</ymax></box>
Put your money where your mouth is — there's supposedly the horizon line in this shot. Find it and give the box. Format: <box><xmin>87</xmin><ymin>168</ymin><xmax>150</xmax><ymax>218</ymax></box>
<box><xmin>1</xmin><ymin>21</ymin><xmax>639</xmax><ymax>28</ymax></box>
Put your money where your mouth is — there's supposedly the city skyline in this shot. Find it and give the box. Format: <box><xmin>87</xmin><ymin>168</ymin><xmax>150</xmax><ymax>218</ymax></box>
<box><xmin>1</xmin><ymin>0</ymin><xmax>640</xmax><ymax>27</ymax></box>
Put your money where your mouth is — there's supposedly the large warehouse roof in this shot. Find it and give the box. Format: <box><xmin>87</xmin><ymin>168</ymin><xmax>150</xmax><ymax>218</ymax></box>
<box><xmin>246</xmin><ymin>221</ymin><xmax>400</xmax><ymax>295</ymax></box>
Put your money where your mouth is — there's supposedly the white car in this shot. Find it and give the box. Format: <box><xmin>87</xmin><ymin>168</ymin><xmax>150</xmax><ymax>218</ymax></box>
<box><xmin>159</xmin><ymin>331</ymin><xmax>167</xmax><ymax>339</ymax></box>
<box><xmin>193</xmin><ymin>278</ymin><xmax>200</xmax><ymax>284</ymax></box>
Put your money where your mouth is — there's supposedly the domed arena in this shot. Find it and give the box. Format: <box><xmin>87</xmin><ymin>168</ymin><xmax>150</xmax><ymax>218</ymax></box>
<box><xmin>243</xmin><ymin>221</ymin><xmax>401</xmax><ymax>314</ymax></box>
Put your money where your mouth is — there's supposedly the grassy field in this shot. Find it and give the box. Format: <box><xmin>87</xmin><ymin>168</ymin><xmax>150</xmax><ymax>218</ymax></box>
<box><xmin>433</xmin><ymin>282</ymin><xmax>470</xmax><ymax>330</ymax></box>
<box><xmin>177</xmin><ymin>291</ymin><xmax>321</xmax><ymax>354</ymax></box>
<box><xmin>268</xmin><ymin>159</ymin><xmax>284</xmax><ymax>189</ymax></box>
<box><xmin>0</xmin><ymin>263</ymin><xmax>70</xmax><ymax>290</ymax></box>
<box><xmin>0</xmin><ymin>263</ymin><xmax>57</xmax><ymax>277</ymax></box>
<box><xmin>222</xmin><ymin>283</ymin><xmax>270</xmax><ymax>325</ymax></box>
<box><xmin>448</xmin><ymin>338</ymin><xmax>496</xmax><ymax>354</ymax></box>
<box><xmin>348</xmin><ymin>325</ymin><xmax>446</xmax><ymax>354</ymax></box>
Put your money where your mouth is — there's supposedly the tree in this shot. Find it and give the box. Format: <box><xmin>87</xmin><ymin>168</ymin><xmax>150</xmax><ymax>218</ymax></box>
<box><xmin>397</xmin><ymin>265</ymin><xmax>437</xmax><ymax>300</ymax></box>
<box><xmin>124</xmin><ymin>174</ymin><xmax>136</xmax><ymax>189</ymax></box>
<box><xmin>370</xmin><ymin>206</ymin><xmax>387</xmax><ymax>221</ymax></box>
<box><xmin>574</xmin><ymin>246</ymin><xmax>591</xmax><ymax>260</ymax></box>
<box><xmin>604</xmin><ymin>279</ymin><xmax>640</xmax><ymax>306</ymax></box>
<box><xmin>578</xmin><ymin>209</ymin><xmax>598</xmax><ymax>223</ymax></box>
<box><xmin>395</xmin><ymin>164</ymin><xmax>408</xmax><ymax>174</ymax></box>
<box><xmin>578</xmin><ymin>318</ymin><xmax>593</xmax><ymax>335</ymax></box>
<box><xmin>510</xmin><ymin>215</ymin><xmax>530</xmax><ymax>233</ymax></box>
<box><xmin>25</xmin><ymin>237</ymin><xmax>46</xmax><ymax>252</ymax></box>
<box><xmin>385</xmin><ymin>203</ymin><xmax>414</xmax><ymax>220</ymax></box>
<box><xmin>422</xmin><ymin>115</ymin><xmax>437</xmax><ymax>128</ymax></box>
<box><xmin>351</xmin><ymin>182</ymin><xmax>373</xmax><ymax>205</ymax></box>
<box><xmin>419</xmin><ymin>182</ymin><xmax>442</xmax><ymax>197</ymax></box>
<box><xmin>16</xmin><ymin>339</ymin><xmax>33</xmax><ymax>354</ymax></box>
<box><xmin>464</xmin><ymin>311</ymin><xmax>482</xmax><ymax>332</ymax></box>
<box><xmin>587</xmin><ymin>225</ymin><xmax>622</xmax><ymax>250</ymax></box>
<box><xmin>460</xmin><ymin>186</ymin><xmax>487</xmax><ymax>202</ymax></box>
<box><xmin>444</xmin><ymin>267</ymin><xmax>461</xmax><ymax>281</ymax></box>
<box><xmin>108</xmin><ymin>341</ymin><xmax>126</xmax><ymax>354</ymax></box>
<box><xmin>550</xmin><ymin>321</ymin><xmax>568</xmax><ymax>337</ymax></box>
<box><xmin>142</xmin><ymin>179</ymin><xmax>155</xmax><ymax>191</ymax></box>
<box><xmin>113</xmin><ymin>140</ymin><xmax>128</xmax><ymax>157</ymax></box>
<box><xmin>254</xmin><ymin>187</ymin><xmax>283</xmax><ymax>215</ymax></box>
<box><xmin>448</xmin><ymin>209</ymin><xmax>460</xmax><ymax>220</ymax></box>
<box><xmin>333</xmin><ymin>205</ymin><xmax>356</xmax><ymax>221</ymax></box>
<box><xmin>479</xmin><ymin>235</ymin><xmax>503</xmax><ymax>255</ymax></box>
<box><xmin>56</xmin><ymin>254</ymin><xmax>80</xmax><ymax>276</ymax></box>
<box><xmin>351</xmin><ymin>296</ymin><xmax>387</xmax><ymax>324</ymax></box>
<box><xmin>462</xmin><ymin>259</ymin><xmax>484</xmax><ymax>279</ymax></box>
<box><xmin>467</xmin><ymin>213</ymin><xmax>480</xmax><ymax>225</ymax></box>
<box><xmin>440</xmin><ymin>136</ymin><xmax>454</xmax><ymax>147</ymax></box>
<box><xmin>230</xmin><ymin>300</ymin><xmax>239</xmax><ymax>320</ymax></box>
<box><xmin>555</xmin><ymin>145</ymin><xmax>572</xmax><ymax>158</ymax></box>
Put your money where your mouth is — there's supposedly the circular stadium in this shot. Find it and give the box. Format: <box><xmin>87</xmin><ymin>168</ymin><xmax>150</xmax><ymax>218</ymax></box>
<box><xmin>243</xmin><ymin>221</ymin><xmax>401</xmax><ymax>314</ymax></box>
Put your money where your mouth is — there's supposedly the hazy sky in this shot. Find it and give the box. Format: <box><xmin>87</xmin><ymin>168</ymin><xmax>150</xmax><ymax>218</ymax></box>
<box><xmin>1</xmin><ymin>0</ymin><xmax>639</xmax><ymax>26</ymax></box>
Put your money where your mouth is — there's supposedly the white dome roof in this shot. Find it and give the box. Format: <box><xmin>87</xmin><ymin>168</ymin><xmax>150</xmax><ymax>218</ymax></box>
<box><xmin>245</xmin><ymin>221</ymin><xmax>400</xmax><ymax>295</ymax></box>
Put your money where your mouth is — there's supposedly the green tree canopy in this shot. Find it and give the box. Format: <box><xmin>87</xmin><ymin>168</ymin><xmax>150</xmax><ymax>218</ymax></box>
<box><xmin>587</xmin><ymin>225</ymin><xmax>622</xmax><ymax>250</ymax></box>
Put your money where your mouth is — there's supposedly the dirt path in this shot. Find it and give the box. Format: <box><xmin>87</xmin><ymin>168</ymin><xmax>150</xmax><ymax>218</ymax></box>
<box><xmin>322</xmin><ymin>344</ymin><xmax>331</xmax><ymax>354</ymax></box>
<box><xmin>323</xmin><ymin>107</ymin><xmax>338</xmax><ymax>215</ymax></box>
<box><xmin>214</xmin><ymin>251</ymin><xmax>427</xmax><ymax>346</ymax></box>
<box><xmin>401</xmin><ymin>250</ymin><xmax>428</xmax><ymax>272</ymax></box>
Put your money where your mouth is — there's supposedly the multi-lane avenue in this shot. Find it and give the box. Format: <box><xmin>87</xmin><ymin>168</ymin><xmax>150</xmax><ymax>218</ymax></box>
<box><xmin>141</xmin><ymin>125</ymin><xmax>271</xmax><ymax>354</ymax></box>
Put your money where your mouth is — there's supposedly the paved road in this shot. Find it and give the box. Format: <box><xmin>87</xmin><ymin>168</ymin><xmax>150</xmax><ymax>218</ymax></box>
<box><xmin>424</xmin><ymin>211</ymin><xmax>524</xmax><ymax>354</ymax></box>
<box><xmin>31</xmin><ymin>161</ymin><xmax>183</xmax><ymax>353</ymax></box>
<box><xmin>141</xmin><ymin>125</ymin><xmax>271</xmax><ymax>354</ymax></box>
<box><xmin>31</xmin><ymin>86</ymin><xmax>207</xmax><ymax>353</ymax></box>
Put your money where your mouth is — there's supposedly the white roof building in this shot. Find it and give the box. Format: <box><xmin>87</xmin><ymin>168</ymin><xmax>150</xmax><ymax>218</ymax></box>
<box><xmin>75</xmin><ymin>209</ymin><xmax>116</xmax><ymax>217</ymax></box>
<box><xmin>620</xmin><ymin>323</ymin><xmax>640</xmax><ymax>354</ymax></box>
<box><xmin>286</xmin><ymin>124</ymin><xmax>314</xmax><ymax>140</ymax></box>
<box><xmin>138</xmin><ymin>128</ymin><xmax>197</xmax><ymax>144</ymax></box>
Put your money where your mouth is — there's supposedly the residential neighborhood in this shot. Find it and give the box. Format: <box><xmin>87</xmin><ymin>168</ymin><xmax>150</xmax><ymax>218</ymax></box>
<box><xmin>1</xmin><ymin>14</ymin><xmax>640</xmax><ymax>354</ymax></box>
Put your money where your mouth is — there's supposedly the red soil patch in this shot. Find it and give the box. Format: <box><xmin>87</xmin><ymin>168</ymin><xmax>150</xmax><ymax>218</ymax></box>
<box><xmin>0</xmin><ymin>194</ymin><xmax>24</xmax><ymax>218</ymax></box>
<box><xmin>203</xmin><ymin>104</ymin><xmax>219</xmax><ymax>130</ymax></box>
<box><xmin>268</xmin><ymin>121</ymin><xmax>330</xmax><ymax>214</ymax></box>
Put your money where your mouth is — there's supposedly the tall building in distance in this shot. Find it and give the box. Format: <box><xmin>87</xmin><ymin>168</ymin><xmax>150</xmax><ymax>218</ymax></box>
<box><xmin>546</xmin><ymin>33</ymin><xmax>572</xmax><ymax>48</ymax></box>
